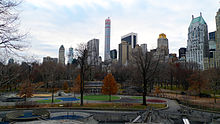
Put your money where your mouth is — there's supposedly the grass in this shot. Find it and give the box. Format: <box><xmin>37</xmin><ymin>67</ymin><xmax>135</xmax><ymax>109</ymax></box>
<box><xmin>130</xmin><ymin>96</ymin><xmax>143</xmax><ymax>99</ymax></box>
<box><xmin>36</xmin><ymin>99</ymin><xmax>62</xmax><ymax>103</ymax></box>
<box><xmin>78</xmin><ymin>95</ymin><xmax>120</xmax><ymax>101</ymax></box>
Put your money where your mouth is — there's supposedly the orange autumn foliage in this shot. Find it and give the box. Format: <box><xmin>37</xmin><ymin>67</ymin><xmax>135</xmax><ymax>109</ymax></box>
<box><xmin>62</xmin><ymin>82</ymin><xmax>69</xmax><ymax>90</ymax></box>
<box><xmin>19</xmin><ymin>81</ymin><xmax>34</xmax><ymax>98</ymax></box>
<box><xmin>102</xmin><ymin>73</ymin><xmax>118</xmax><ymax>100</ymax></box>
<box><xmin>73</xmin><ymin>74</ymin><xmax>81</xmax><ymax>93</ymax></box>
<box><xmin>155</xmin><ymin>86</ymin><xmax>161</xmax><ymax>96</ymax></box>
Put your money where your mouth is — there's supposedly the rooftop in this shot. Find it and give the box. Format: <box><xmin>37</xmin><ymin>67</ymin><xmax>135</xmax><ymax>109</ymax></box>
<box><xmin>190</xmin><ymin>15</ymin><xmax>206</xmax><ymax>26</ymax></box>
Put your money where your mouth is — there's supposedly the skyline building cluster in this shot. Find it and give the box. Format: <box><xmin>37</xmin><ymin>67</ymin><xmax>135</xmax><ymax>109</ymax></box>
<box><xmin>185</xmin><ymin>9</ymin><xmax>220</xmax><ymax>70</ymax></box>
<box><xmin>118</xmin><ymin>33</ymin><xmax>137</xmax><ymax>65</ymax></box>
<box><xmin>38</xmin><ymin>9</ymin><xmax>220</xmax><ymax>70</ymax></box>
<box><xmin>43</xmin><ymin>45</ymin><xmax>75</xmax><ymax>65</ymax></box>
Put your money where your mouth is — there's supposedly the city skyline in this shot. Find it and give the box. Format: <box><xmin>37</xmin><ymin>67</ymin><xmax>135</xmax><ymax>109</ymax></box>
<box><xmin>19</xmin><ymin>0</ymin><xmax>220</xmax><ymax>61</ymax></box>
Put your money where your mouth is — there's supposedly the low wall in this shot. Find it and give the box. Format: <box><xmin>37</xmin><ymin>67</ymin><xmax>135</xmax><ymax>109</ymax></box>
<box><xmin>89</xmin><ymin>111</ymin><xmax>139</xmax><ymax>122</ymax></box>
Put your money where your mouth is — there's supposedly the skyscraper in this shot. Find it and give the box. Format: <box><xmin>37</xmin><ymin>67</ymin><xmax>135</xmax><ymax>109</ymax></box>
<box><xmin>119</xmin><ymin>41</ymin><xmax>131</xmax><ymax>65</ymax></box>
<box><xmin>68</xmin><ymin>47</ymin><xmax>74</xmax><ymax>64</ymax></box>
<box><xmin>140</xmin><ymin>44</ymin><xmax>148</xmax><ymax>54</ymax></box>
<box><xmin>87</xmin><ymin>38</ymin><xmax>99</xmax><ymax>65</ymax></box>
<box><xmin>215</xmin><ymin>9</ymin><xmax>220</xmax><ymax>67</ymax></box>
<box><xmin>157</xmin><ymin>33</ymin><xmax>169</xmax><ymax>55</ymax></box>
<box><xmin>155</xmin><ymin>33</ymin><xmax>169</xmax><ymax>62</ymax></box>
<box><xmin>104</xmin><ymin>17</ymin><xmax>111</xmax><ymax>61</ymax></box>
<box><xmin>121</xmin><ymin>32</ymin><xmax>137</xmax><ymax>49</ymax></box>
<box><xmin>179</xmin><ymin>47</ymin><xmax>186</xmax><ymax>59</ymax></box>
<box><xmin>186</xmin><ymin>13</ymin><xmax>209</xmax><ymax>70</ymax></box>
<box><xmin>59</xmin><ymin>45</ymin><xmax>65</xmax><ymax>65</ymax></box>
<box><xmin>110</xmin><ymin>49</ymin><xmax>117</xmax><ymax>60</ymax></box>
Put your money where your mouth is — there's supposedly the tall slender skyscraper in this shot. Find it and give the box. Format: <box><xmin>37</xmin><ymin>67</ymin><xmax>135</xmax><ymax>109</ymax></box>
<box><xmin>104</xmin><ymin>17</ymin><xmax>111</xmax><ymax>61</ymax></box>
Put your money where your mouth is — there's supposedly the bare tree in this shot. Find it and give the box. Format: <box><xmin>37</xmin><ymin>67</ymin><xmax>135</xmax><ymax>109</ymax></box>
<box><xmin>131</xmin><ymin>47</ymin><xmax>159</xmax><ymax>105</ymax></box>
<box><xmin>0</xmin><ymin>0</ymin><xmax>27</xmax><ymax>53</ymax></box>
<box><xmin>75</xmin><ymin>43</ymin><xmax>89</xmax><ymax>106</ymax></box>
<box><xmin>206</xmin><ymin>68</ymin><xmax>220</xmax><ymax>103</ymax></box>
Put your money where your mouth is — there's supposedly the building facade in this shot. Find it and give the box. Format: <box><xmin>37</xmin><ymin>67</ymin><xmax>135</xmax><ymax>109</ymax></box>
<box><xmin>87</xmin><ymin>38</ymin><xmax>99</xmax><ymax>65</ymax></box>
<box><xmin>104</xmin><ymin>17</ymin><xmax>111</xmax><ymax>61</ymax></box>
<box><xmin>84</xmin><ymin>81</ymin><xmax>103</xmax><ymax>94</ymax></box>
<box><xmin>204</xmin><ymin>32</ymin><xmax>218</xmax><ymax>69</ymax></box>
<box><xmin>67</xmin><ymin>47</ymin><xmax>74</xmax><ymax>64</ymax></box>
<box><xmin>169</xmin><ymin>53</ymin><xmax>178</xmax><ymax>63</ymax></box>
<box><xmin>215</xmin><ymin>9</ymin><xmax>220</xmax><ymax>67</ymax></box>
<box><xmin>121</xmin><ymin>32</ymin><xmax>137</xmax><ymax>49</ymax></box>
<box><xmin>179</xmin><ymin>47</ymin><xmax>186</xmax><ymax>59</ymax></box>
<box><xmin>43</xmin><ymin>56</ymin><xmax>58</xmax><ymax>63</ymax></box>
<box><xmin>155</xmin><ymin>33</ymin><xmax>169</xmax><ymax>62</ymax></box>
<box><xmin>110</xmin><ymin>49</ymin><xmax>117</xmax><ymax>60</ymax></box>
<box><xmin>140</xmin><ymin>44</ymin><xmax>148</xmax><ymax>54</ymax></box>
<box><xmin>186</xmin><ymin>13</ymin><xmax>209</xmax><ymax>70</ymax></box>
<box><xmin>59</xmin><ymin>45</ymin><xmax>65</xmax><ymax>65</ymax></box>
<box><xmin>119</xmin><ymin>41</ymin><xmax>132</xmax><ymax>65</ymax></box>
<box><xmin>157</xmin><ymin>33</ymin><xmax>169</xmax><ymax>55</ymax></box>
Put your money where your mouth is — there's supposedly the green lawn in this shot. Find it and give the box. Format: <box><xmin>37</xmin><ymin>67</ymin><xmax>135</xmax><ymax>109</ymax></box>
<box><xmin>78</xmin><ymin>95</ymin><xmax>120</xmax><ymax>101</ymax></box>
<box><xmin>130</xmin><ymin>96</ymin><xmax>143</xmax><ymax>99</ymax></box>
<box><xmin>37</xmin><ymin>99</ymin><xmax>62</xmax><ymax>103</ymax></box>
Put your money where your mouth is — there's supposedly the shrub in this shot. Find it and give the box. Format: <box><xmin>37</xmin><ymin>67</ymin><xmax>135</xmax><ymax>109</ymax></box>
<box><xmin>199</xmin><ymin>93</ymin><xmax>211</xmax><ymax>98</ymax></box>
<box><xmin>180</xmin><ymin>91</ymin><xmax>186</xmax><ymax>95</ymax></box>
<box><xmin>63</xmin><ymin>103</ymin><xmax>73</xmax><ymax>107</ymax></box>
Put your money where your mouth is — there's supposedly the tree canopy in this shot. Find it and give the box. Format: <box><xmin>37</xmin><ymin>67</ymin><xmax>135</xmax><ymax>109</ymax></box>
<box><xmin>102</xmin><ymin>73</ymin><xmax>118</xmax><ymax>101</ymax></box>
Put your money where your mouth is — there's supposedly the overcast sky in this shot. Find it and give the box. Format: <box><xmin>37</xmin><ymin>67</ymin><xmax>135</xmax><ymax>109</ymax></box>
<box><xmin>19</xmin><ymin>0</ymin><xmax>220</xmax><ymax>62</ymax></box>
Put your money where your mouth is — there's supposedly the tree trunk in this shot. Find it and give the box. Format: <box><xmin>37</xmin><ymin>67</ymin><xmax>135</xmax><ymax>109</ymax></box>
<box><xmin>80</xmin><ymin>68</ymin><xmax>84</xmax><ymax>106</ymax></box>
<box><xmin>214</xmin><ymin>92</ymin><xmax>216</xmax><ymax>104</ymax></box>
<box><xmin>170</xmin><ymin>72</ymin><xmax>173</xmax><ymax>90</ymax></box>
<box><xmin>109</xmin><ymin>94</ymin><xmax>111</xmax><ymax>102</ymax></box>
<box><xmin>143</xmin><ymin>77</ymin><xmax>147</xmax><ymax>105</ymax></box>
<box><xmin>52</xmin><ymin>85</ymin><xmax>54</xmax><ymax>103</ymax></box>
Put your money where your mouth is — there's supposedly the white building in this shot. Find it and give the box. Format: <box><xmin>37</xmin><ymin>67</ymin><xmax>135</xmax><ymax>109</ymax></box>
<box><xmin>186</xmin><ymin>13</ymin><xmax>209</xmax><ymax>70</ymax></box>
<box><xmin>87</xmin><ymin>39</ymin><xmax>99</xmax><ymax>65</ymax></box>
